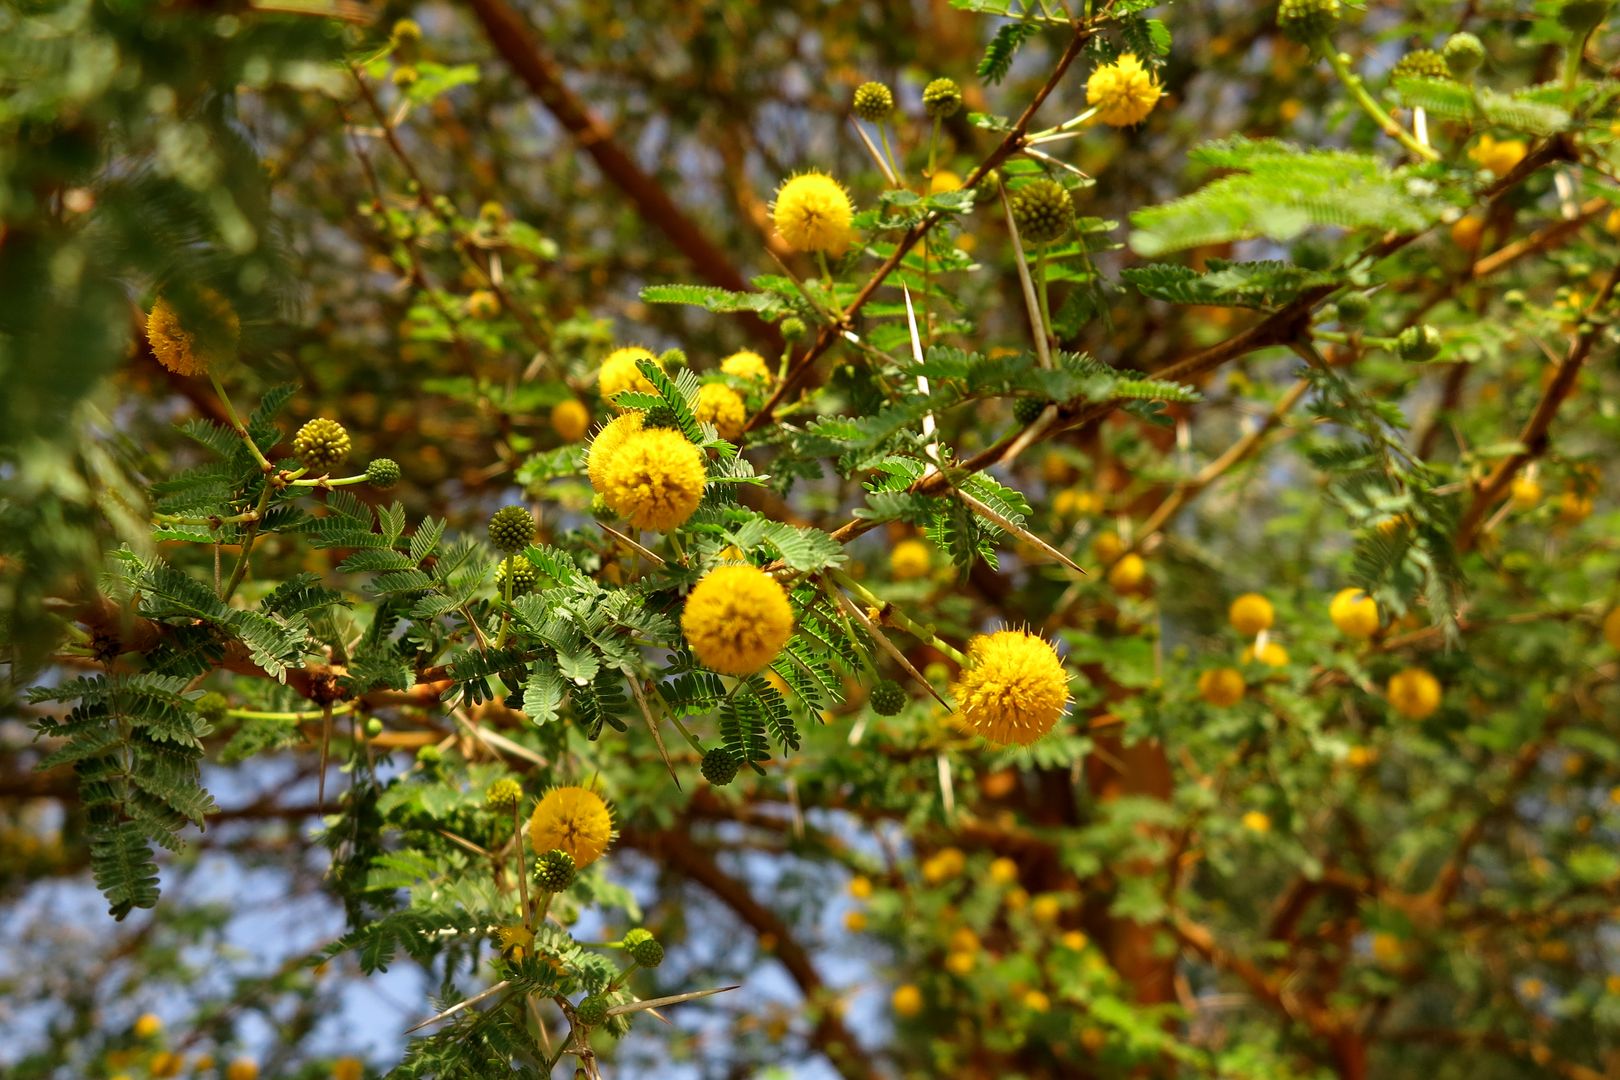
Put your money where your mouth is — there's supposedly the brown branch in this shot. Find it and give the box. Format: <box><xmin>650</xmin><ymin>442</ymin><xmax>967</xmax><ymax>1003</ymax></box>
<box><xmin>622</xmin><ymin>827</ymin><xmax>872</xmax><ymax>1080</ymax></box>
<box><xmin>1454</xmin><ymin>260</ymin><xmax>1620</xmax><ymax>551</ymax></box>
<box><xmin>462</xmin><ymin>0</ymin><xmax>778</xmax><ymax>349</ymax></box>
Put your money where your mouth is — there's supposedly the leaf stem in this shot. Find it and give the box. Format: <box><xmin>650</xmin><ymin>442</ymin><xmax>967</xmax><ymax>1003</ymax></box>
<box><xmin>1318</xmin><ymin>40</ymin><xmax>1440</xmax><ymax>162</ymax></box>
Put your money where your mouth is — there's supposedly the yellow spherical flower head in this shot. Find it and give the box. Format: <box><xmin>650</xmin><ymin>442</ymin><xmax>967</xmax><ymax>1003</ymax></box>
<box><xmin>550</xmin><ymin>398</ymin><xmax>591</xmax><ymax>443</ymax></box>
<box><xmin>600</xmin><ymin>428</ymin><xmax>706</xmax><ymax>531</ymax></box>
<box><xmin>1469</xmin><ymin>134</ymin><xmax>1527</xmax><ymax>177</ymax></box>
<box><xmin>720</xmin><ymin>349</ymin><xmax>773</xmax><ymax>386</ymax></box>
<box><xmin>1228</xmin><ymin>593</ymin><xmax>1274</xmax><ymax>636</ymax></box>
<box><xmin>891</xmin><ymin>983</ymin><xmax>923</xmax><ymax>1018</ymax></box>
<box><xmin>226</xmin><ymin>1060</ymin><xmax>260</xmax><ymax>1080</ymax></box>
<box><xmin>772</xmin><ymin>172</ymin><xmax>855</xmax><ymax>255</ymax></box>
<box><xmin>694</xmin><ymin>383</ymin><xmax>746</xmax><ymax>440</ymax></box>
<box><xmin>1197</xmin><ymin>667</ymin><xmax>1245</xmax><ymax>707</ymax></box>
<box><xmin>527</xmin><ymin>786</ymin><xmax>614</xmax><ymax>869</ymax></box>
<box><xmin>682</xmin><ymin>564</ymin><xmax>795</xmax><ymax>675</ymax></box>
<box><xmin>952</xmin><ymin>630</ymin><xmax>1070</xmax><ymax>746</ymax></box>
<box><xmin>586</xmin><ymin>411</ymin><xmax>644</xmax><ymax>493</ymax></box>
<box><xmin>1242</xmin><ymin>641</ymin><xmax>1290</xmax><ymax>668</ymax></box>
<box><xmin>1387</xmin><ymin>667</ymin><xmax>1441</xmax><ymax>719</ymax></box>
<box><xmin>1330</xmin><ymin>587</ymin><xmax>1380</xmax><ymax>639</ymax></box>
<box><xmin>1605</xmin><ymin>607</ymin><xmax>1620</xmax><ymax>651</ymax></box>
<box><xmin>1086</xmin><ymin>53</ymin><xmax>1162</xmax><ymax>127</ymax></box>
<box><xmin>598</xmin><ymin>346</ymin><xmax>661</xmax><ymax>408</ymax></box>
<box><xmin>889</xmin><ymin>538</ymin><xmax>932</xmax><ymax>580</ymax></box>
<box><xmin>929</xmin><ymin>170</ymin><xmax>963</xmax><ymax>194</ymax></box>
<box><xmin>145</xmin><ymin>292</ymin><xmax>239</xmax><ymax>377</ymax></box>
<box><xmin>332</xmin><ymin>1059</ymin><xmax>363</xmax><ymax>1080</ymax></box>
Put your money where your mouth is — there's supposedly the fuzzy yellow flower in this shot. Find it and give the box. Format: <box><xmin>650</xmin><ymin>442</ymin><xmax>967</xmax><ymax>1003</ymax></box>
<box><xmin>1605</xmin><ymin>607</ymin><xmax>1620</xmax><ymax>651</ymax></box>
<box><xmin>1241</xmin><ymin>810</ymin><xmax>1271</xmax><ymax>833</ymax></box>
<box><xmin>1228</xmin><ymin>593</ymin><xmax>1274</xmax><ymax>636</ymax></box>
<box><xmin>843</xmin><ymin>909</ymin><xmax>868</xmax><ymax>933</ymax></box>
<box><xmin>598</xmin><ymin>346</ymin><xmax>661</xmax><ymax>407</ymax></box>
<box><xmin>133</xmin><ymin>1013</ymin><xmax>163</xmax><ymax>1039</ymax></box>
<box><xmin>1509</xmin><ymin>475</ymin><xmax>1542</xmax><ymax>510</ymax></box>
<box><xmin>945</xmin><ymin>951</ymin><xmax>974</xmax><ymax>975</ymax></box>
<box><xmin>599</xmin><ymin>428</ymin><xmax>706</xmax><ymax>532</ymax></box>
<box><xmin>586</xmin><ymin>411</ymin><xmax>644</xmax><ymax>493</ymax></box>
<box><xmin>1329</xmin><ymin>587</ymin><xmax>1380</xmax><ymax>639</ymax></box>
<box><xmin>891</xmin><ymin>983</ymin><xmax>923</xmax><ymax>1017</ymax></box>
<box><xmin>682</xmin><ymin>564</ymin><xmax>795</xmax><ymax>675</ymax></box>
<box><xmin>1197</xmin><ymin>667</ymin><xmax>1245</xmax><ymax>707</ymax></box>
<box><xmin>1242</xmin><ymin>641</ymin><xmax>1290</xmax><ymax>668</ymax></box>
<box><xmin>1023</xmin><ymin>989</ymin><xmax>1051</xmax><ymax>1013</ymax></box>
<box><xmin>720</xmin><ymin>349</ymin><xmax>773</xmax><ymax>385</ymax></box>
<box><xmin>145</xmin><ymin>293</ymin><xmax>239</xmax><ymax>377</ymax></box>
<box><xmin>332</xmin><ymin>1059</ymin><xmax>364</xmax><ymax>1080</ymax></box>
<box><xmin>929</xmin><ymin>170</ymin><xmax>963</xmax><ymax>194</ymax></box>
<box><xmin>1107</xmin><ymin>552</ymin><xmax>1146</xmax><ymax>593</ymax></box>
<box><xmin>1387</xmin><ymin>667</ymin><xmax>1441</xmax><ymax>719</ymax></box>
<box><xmin>694</xmin><ymin>383</ymin><xmax>746</xmax><ymax>440</ymax></box>
<box><xmin>952</xmin><ymin>630</ymin><xmax>1069</xmax><ymax>746</ymax></box>
<box><xmin>989</xmin><ymin>857</ymin><xmax>1018</xmax><ymax>885</ymax></box>
<box><xmin>528</xmin><ymin>786</ymin><xmax>614</xmax><ymax>868</ymax></box>
<box><xmin>226</xmin><ymin>1060</ymin><xmax>260</xmax><ymax>1080</ymax></box>
<box><xmin>772</xmin><ymin>172</ymin><xmax>855</xmax><ymax>255</ymax></box>
<box><xmin>1086</xmin><ymin>53</ymin><xmax>1162</xmax><ymax>127</ymax></box>
<box><xmin>550</xmin><ymin>399</ymin><xmax>590</xmax><ymax>443</ymax></box>
<box><xmin>1469</xmin><ymin>134</ymin><xmax>1527</xmax><ymax>177</ymax></box>
<box><xmin>889</xmin><ymin>538</ymin><xmax>932</xmax><ymax>580</ymax></box>
<box><xmin>1031</xmin><ymin>894</ymin><xmax>1061</xmax><ymax>924</ymax></box>
<box><xmin>848</xmin><ymin>875</ymin><xmax>874</xmax><ymax>899</ymax></box>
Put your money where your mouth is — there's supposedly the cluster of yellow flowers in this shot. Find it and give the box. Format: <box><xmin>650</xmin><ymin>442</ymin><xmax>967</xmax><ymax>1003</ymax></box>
<box><xmin>528</xmin><ymin>785</ymin><xmax>615</xmax><ymax>868</ymax></box>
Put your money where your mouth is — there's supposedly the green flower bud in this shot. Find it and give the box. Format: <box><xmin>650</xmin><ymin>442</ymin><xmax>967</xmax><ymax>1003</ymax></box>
<box><xmin>1396</xmin><ymin>324</ymin><xmax>1443</xmax><ymax>362</ymax></box>
<box><xmin>1391</xmin><ymin>49</ymin><xmax>1451</xmax><ymax>82</ymax></box>
<box><xmin>869</xmin><ymin>680</ymin><xmax>907</xmax><ymax>717</ymax></box>
<box><xmin>1334</xmin><ymin>292</ymin><xmax>1371</xmax><ymax>323</ymax></box>
<box><xmin>536</xmin><ymin>848</ymin><xmax>578</xmax><ymax>892</ymax></box>
<box><xmin>496</xmin><ymin>554</ymin><xmax>538</xmax><ymax>594</ymax></box>
<box><xmin>622</xmin><ymin>928</ymin><xmax>664</xmax><ymax>968</ymax></box>
<box><xmin>574</xmin><ymin>994</ymin><xmax>609</xmax><ymax>1027</ymax></box>
<box><xmin>292</xmin><ymin>418</ymin><xmax>350</xmax><ymax>473</ymax></box>
<box><xmin>1442</xmin><ymin>32</ymin><xmax>1485</xmax><ymax>78</ymax></box>
<box><xmin>1277</xmin><ymin>0</ymin><xmax>1340</xmax><ymax>44</ymax></box>
<box><xmin>779</xmin><ymin>317</ymin><xmax>807</xmax><ymax>341</ymax></box>
<box><xmin>1009</xmin><ymin>178</ymin><xmax>1072</xmax><ymax>246</ymax></box>
<box><xmin>194</xmin><ymin>691</ymin><xmax>229</xmax><ymax>724</ymax></box>
<box><xmin>700</xmin><ymin>747</ymin><xmax>740</xmax><ymax>786</ymax></box>
<box><xmin>1559</xmin><ymin>0</ymin><xmax>1612</xmax><ymax>34</ymax></box>
<box><xmin>365</xmin><ymin>458</ymin><xmax>401</xmax><ymax>489</ymax></box>
<box><xmin>853</xmin><ymin>81</ymin><xmax>894</xmax><ymax>122</ymax></box>
<box><xmin>1012</xmin><ymin>397</ymin><xmax>1048</xmax><ymax>426</ymax></box>
<box><xmin>487</xmin><ymin>505</ymin><xmax>536</xmax><ymax>553</ymax></box>
<box><xmin>922</xmin><ymin>78</ymin><xmax>963</xmax><ymax>118</ymax></box>
<box><xmin>485</xmin><ymin>777</ymin><xmax>523</xmax><ymax>810</ymax></box>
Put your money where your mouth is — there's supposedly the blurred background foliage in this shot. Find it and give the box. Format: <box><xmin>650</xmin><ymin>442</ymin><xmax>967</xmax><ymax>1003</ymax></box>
<box><xmin>4</xmin><ymin>0</ymin><xmax>1620</xmax><ymax>1078</ymax></box>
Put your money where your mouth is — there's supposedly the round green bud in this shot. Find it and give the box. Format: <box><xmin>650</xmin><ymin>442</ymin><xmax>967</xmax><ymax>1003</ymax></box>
<box><xmin>923</xmin><ymin>77</ymin><xmax>963</xmax><ymax>118</ymax></box>
<box><xmin>574</xmin><ymin>994</ymin><xmax>609</xmax><ymax>1027</ymax></box>
<box><xmin>1012</xmin><ymin>397</ymin><xmax>1047</xmax><ymax>426</ymax></box>
<box><xmin>487</xmin><ymin>505</ymin><xmax>536</xmax><ymax>553</ymax></box>
<box><xmin>479</xmin><ymin>200</ymin><xmax>506</xmax><ymax>225</ymax></box>
<box><xmin>1396</xmin><ymin>324</ymin><xmax>1443</xmax><ymax>362</ymax></box>
<box><xmin>853</xmin><ymin>81</ymin><xmax>894</xmax><ymax>122</ymax></box>
<box><xmin>194</xmin><ymin>691</ymin><xmax>229</xmax><ymax>724</ymax></box>
<box><xmin>700</xmin><ymin>747</ymin><xmax>740</xmax><ymax>786</ymax></box>
<box><xmin>1559</xmin><ymin>0</ymin><xmax>1612</xmax><ymax>34</ymax></box>
<box><xmin>1442</xmin><ymin>32</ymin><xmax>1485</xmax><ymax>78</ymax></box>
<box><xmin>1009</xmin><ymin>178</ymin><xmax>1073</xmax><ymax>246</ymax></box>
<box><xmin>658</xmin><ymin>347</ymin><xmax>688</xmax><ymax>368</ymax></box>
<box><xmin>536</xmin><ymin>848</ymin><xmax>578</xmax><ymax>892</ymax></box>
<box><xmin>365</xmin><ymin>717</ymin><xmax>384</xmax><ymax>736</ymax></box>
<box><xmin>391</xmin><ymin>18</ymin><xmax>422</xmax><ymax>43</ymax></box>
<box><xmin>622</xmin><ymin>928</ymin><xmax>665</xmax><ymax>968</ymax></box>
<box><xmin>365</xmin><ymin>458</ymin><xmax>401</xmax><ymax>489</ymax></box>
<box><xmin>292</xmin><ymin>418</ymin><xmax>351</xmax><ymax>473</ymax></box>
<box><xmin>641</xmin><ymin>405</ymin><xmax>682</xmax><ymax>430</ymax></box>
<box><xmin>869</xmin><ymin>679</ymin><xmax>907</xmax><ymax>717</ymax></box>
<box><xmin>1277</xmin><ymin>0</ymin><xmax>1340</xmax><ymax>44</ymax></box>
<box><xmin>416</xmin><ymin>744</ymin><xmax>443</xmax><ymax>768</ymax></box>
<box><xmin>1503</xmin><ymin>289</ymin><xmax>1529</xmax><ymax>310</ymax></box>
<box><xmin>496</xmin><ymin>554</ymin><xmax>539</xmax><ymax>594</ymax></box>
<box><xmin>485</xmin><ymin>777</ymin><xmax>523</xmax><ymax>810</ymax></box>
<box><xmin>1391</xmin><ymin>49</ymin><xmax>1451</xmax><ymax>82</ymax></box>
<box><xmin>391</xmin><ymin>66</ymin><xmax>419</xmax><ymax>89</ymax></box>
<box><xmin>779</xmin><ymin>317</ymin><xmax>807</xmax><ymax>341</ymax></box>
<box><xmin>1334</xmin><ymin>292</ymin><xmax>1371</xmax><ymax>324</ymax></box>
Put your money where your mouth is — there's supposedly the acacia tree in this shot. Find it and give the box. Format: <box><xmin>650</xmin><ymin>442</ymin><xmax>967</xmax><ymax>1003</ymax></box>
<box><xmin>5</xmin><ymin>0</ymin><xmax>1620</xmax><ymax>1078</ymax></box>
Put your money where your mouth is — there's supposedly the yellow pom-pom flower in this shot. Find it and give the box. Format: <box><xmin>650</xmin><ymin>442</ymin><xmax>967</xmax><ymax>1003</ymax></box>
<box><xmin>1387</xmin><ymin>667</ymin><xmax>1441</xmax><ymax>719</ymax></box>
<box><xmin>1605</xmin><ymin>607</ymin><xmax>1620</xmax><ymax>651</ymax></box>
<box><xmin>599</xmin><ymin>428</ymin><xmax>706</xmax><ymax>532</ymax></box>
<box><xmin>1509</xmin><ymin>475</ymin><xmax>1542</xmax><ymax>510</ymax></box>
<box><xmin>891</xmin><ymin>983</ymin><xmax>923</xmax><ymax>1018</ymax></box>
<box><xmin>134</xmin><ymin>1013</ymin><xmax>163</xmax><ymax>1038</ymax></box>
<box><xmin>1242</xmin><ymin>641</ymin><xmax>1290</xmax><ymax>668</ymax></box>
<box><xmin>929</xmin><ymin>170</ymin><xmax>963</xmax><ymax>194</ymax></box>
<box><xmin>681</xmin><ymin>564</ymin><xmax>795</xmax><ymax>675</ymax></box>
<box><xmin>1228</xmin><ymin>593</ymin><xmax>1274</xmax><ymax>636</ymax></box>
<box><xmin>694</xmin><ymin>383</ymin><xmax>746</xmax><ymax>440</ymax></box>
<box><xmin>721</xmin><ymin>349</ymin><xmax>773</xmax><ymax>385</ymax></box>
<box><xmin>550</xmin><ymin>399</ymin><xmax>590</xmax><ymax>443</ymax></box>
<box><xmin>527</xmin><ymin>786</ymin><xmax>615</xmax><ymax>869</ymax></box>
<box><xmin>1241</xmin><ymin>810</ymin><xmax>1271</xmax><ymax>833</ymax></box>
<box><xmin>1330</xmin><ymin>587</ymin><xmax>1380</xmax><ymax>639</ymax></box>
<box><xmin>226</xmin><ymin>1060</ymin><xmax>260</xmax><ymax>1080</ymax></box>
<box><xmin>772</xmin><ymin>172</ymin><xmax>855</xmax><ymax>255</ymax></box>
<box><xmin>598</xmin><ymin>346</ymin><xmax>661</xmax><ymax>407</ymax></box>
<box><xmin>889</xmin><ymin>538</ymin><xmax>932</xmax><ymax>580</ymax></box>
<box><xmin>586</xmin><ymin>411</ymin><xmax>644</xmax><ymax>493</ymax></box>
<box><xmin>1107</xmin><ymin>552</ymin><xmax>1146</xmax><ymax>593</ymax></box>
<box><xmin>1197</xmin><ymin>667</ymin><xmax>1245</xmax><ymax>707</ymax></box>
<box><xmin>843</xmin><ymin>909</ymin><xmax>868</xmax><ymax>933</ymax></box>
<box><xmin>145</xmin><ymin>293</ymin><xmax>239</xmax><ymax>377</ymax></box>
<box><xmin>848</xmin><ymin>875</ymin><xmax>874</xmax><ymax>899</ymax></box>
<box><xmin>951</xmin><ymin>630</ymin><xmax>1069</xmax><ymax>746</ymax></box>
<box><xmin>1469</xmin><ymin>134</ymin><xmax>1527</xmax><ymax>177</ymax></box>
<box><xmin>989</xmin><ymin>856</ymin><xmax>1018</xmax><ymax>885</ymax></box>
<box><xmin>332</xmin><ymin>1058</ymin><xmax>364</xmax><ymax>1080</ymax></box>
<box><xmin>1086</xmin><ymin>53</ymin><xmax>1162</xmax><ymax>127</ymax></box>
